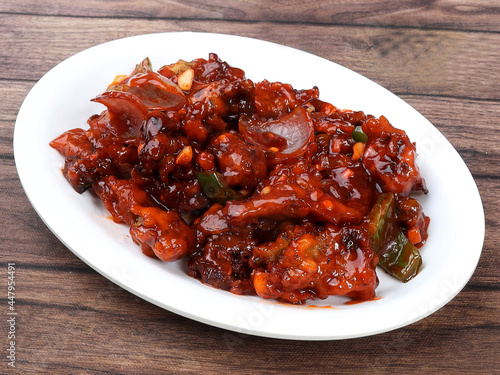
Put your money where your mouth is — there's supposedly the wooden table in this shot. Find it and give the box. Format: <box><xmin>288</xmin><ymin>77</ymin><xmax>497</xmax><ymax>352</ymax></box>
<box><xmin>1</xmin><ymin>1</ymin><xmax>498</xmax><ymax>374</ymax></box>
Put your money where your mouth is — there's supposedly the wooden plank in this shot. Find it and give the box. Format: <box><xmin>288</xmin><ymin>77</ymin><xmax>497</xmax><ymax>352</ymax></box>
<box><xmin>11</xmin><ymin>278</ymin><xmax>500</xmax><ymax>374</ymax></box>
<box><xmin>15</xmin><ymin>267</ymin><xmax>499</xmax><ymax>321</ymax></box>
<box><xmin>1</xmin><ymin>15</ymin><xmax>500</xmax><ymax>101</ymax></box>
<box><xmin>1</xmin><ymin>0</ymin><xmax>500</xmax><ymax>32</ymax></box>
<box><xmin>0</xmin><ymin>81</ymin><xmax>34</xmax><ymax>122</ymax></box>
<box><xmin>399</xmin><ymin>95</ymin><xmax>500</xmax><ymax>177</ymax></box>
<box><xmin>2</xmin><ymin>2</ymin><xmax>499</xmax><ymax>374</ymax></box>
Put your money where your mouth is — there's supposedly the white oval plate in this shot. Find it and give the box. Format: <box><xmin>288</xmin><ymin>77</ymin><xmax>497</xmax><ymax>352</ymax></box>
<box><xmin>14</xmin><ymin>32</ymin><xmax>484</xmax><ymax>340</ymax></box>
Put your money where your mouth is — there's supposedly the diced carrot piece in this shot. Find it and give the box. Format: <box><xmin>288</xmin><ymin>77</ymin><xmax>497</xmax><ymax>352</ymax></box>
<box><xmin>407</xmin><ymin>227</ymin><xmax>422</xmax><ymax>244</ymax></box>
<box><xmin>352</xmin><ymin>142</ymin><xmax>365</xmax><ymax>160</ymax></box>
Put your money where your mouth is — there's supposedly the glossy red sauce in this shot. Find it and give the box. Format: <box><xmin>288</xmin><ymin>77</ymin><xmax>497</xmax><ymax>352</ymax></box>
<box><xmin>344</xmin><ymin>296</ymin><xmax>383</xmax><ymax>305</ymax></box>
<box><xmin>50</xmin><ymin>54</ymin><xmax>429</xmax><ymax>304</ymax></box>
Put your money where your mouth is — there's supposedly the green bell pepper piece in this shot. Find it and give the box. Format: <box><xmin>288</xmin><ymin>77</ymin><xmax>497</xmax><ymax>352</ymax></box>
<box><xmin>364</xmin><ymin>193</ymin><xmax>422</xmax><ymax>282</ymax></box>
<box><xmin>196</xmin><ymin>171</ymin><xmax>243</xmax><ymax>204</ymax></box>
<box><xmin>352</xmin><ymin>125</ymin><xmax>368</xmax><ymax>143</ymax></box>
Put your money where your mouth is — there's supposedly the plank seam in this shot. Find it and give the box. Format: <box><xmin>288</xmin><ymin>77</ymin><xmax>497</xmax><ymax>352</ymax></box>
<box><xmin>1</xmin><ymin>11</ymin><xmax>500</xmax><ymax>35</ymax></box>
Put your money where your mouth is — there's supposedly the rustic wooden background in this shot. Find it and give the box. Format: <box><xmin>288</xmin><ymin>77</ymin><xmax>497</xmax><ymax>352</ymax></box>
<box><xmin>1</xmin><ymin>1</ymin><xmax>499</xmax><ymax>374</ymax></box>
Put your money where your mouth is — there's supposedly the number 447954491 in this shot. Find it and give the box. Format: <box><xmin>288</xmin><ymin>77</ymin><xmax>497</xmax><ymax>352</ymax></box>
<box><xmin>7</xmin><ymin>263</ymin><xmax>15</xmax><ymax>311</ymax></box>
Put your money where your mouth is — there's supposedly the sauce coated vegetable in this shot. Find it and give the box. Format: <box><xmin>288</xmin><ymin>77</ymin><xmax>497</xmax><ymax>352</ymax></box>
<box><xmin>50</xmin><ymin>54</ymin><xmax>429</xmax><ymax>304</ymax></box>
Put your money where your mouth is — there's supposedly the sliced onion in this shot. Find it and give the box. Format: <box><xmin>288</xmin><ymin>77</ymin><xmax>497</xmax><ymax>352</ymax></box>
<box><xmin>92</xmin><ymin>91</ymin><xmax>148</xmax><ymax>137</ymax></box>
<box><xmin>239</xmin><ymin>107</ymin><xmax>314</xmax><ymax>164</ymax></box>
<box><xmin>127</xmin><ymin>72</ymin><xmax>187</xmax><ymax>110</ymax></box>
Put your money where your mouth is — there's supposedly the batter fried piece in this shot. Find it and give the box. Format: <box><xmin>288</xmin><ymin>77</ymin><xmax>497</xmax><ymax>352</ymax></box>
<box><xmin>94</xmin><ymin>176</ymin><xmax>195</xmax><ymax>261</ymax></box>
<box><xmin>251</xmin><ymin>223</ymin><xmax>379</xmax><ymax>303</ymax></box>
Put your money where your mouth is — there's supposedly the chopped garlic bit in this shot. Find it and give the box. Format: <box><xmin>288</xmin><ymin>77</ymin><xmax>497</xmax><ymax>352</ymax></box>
<box><xmin>310</xmin><ymin>191</ymin><xmax>319</xmax><ymax>201</ymax></box>
<box><xmin>178</xmin><ymin>68</ymin><xmax>194</xmax><ymax>91</ymax></box>
<box><xmin>261</xmin><ymin>186</ymin><xmax>271</xmax><ymax>195</ymax></box>
<box><xmin>175</xmin><ymin>145</ymin><xmax>193</xmax><ymax>165</ymax></box>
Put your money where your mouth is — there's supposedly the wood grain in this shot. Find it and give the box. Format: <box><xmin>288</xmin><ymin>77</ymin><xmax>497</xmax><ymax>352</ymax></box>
<box><xmin>1</xmin><ymin>1</ymin><xmax>499</xmax><ymax>374</ymax></box>
<box><xmin>2</xmin><ymin>14</ymin><xmax>500</xmax><ymax>102</ymax></box>
<box><xmin>1</xmin><ymin>0</ymin><xmax>500</xmax><ymax>32</ymax></box>
<box><xmin>10</xmin><ymin>269</ymin><xmax>500</xmax><ymax>374</ymax></box>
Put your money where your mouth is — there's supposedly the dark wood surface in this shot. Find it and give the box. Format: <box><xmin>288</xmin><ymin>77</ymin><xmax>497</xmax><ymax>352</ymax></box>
<box><xmin>1</xmin><ymin>1</ymin><xmax>499</xmax><ymax>374</ymax></box>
